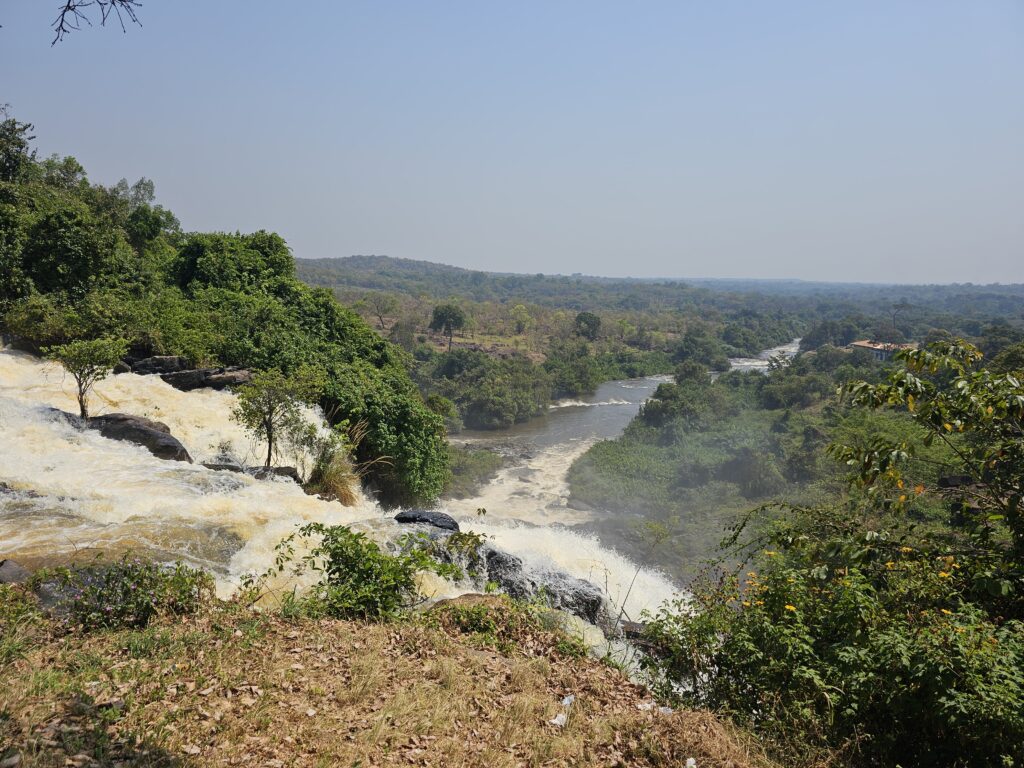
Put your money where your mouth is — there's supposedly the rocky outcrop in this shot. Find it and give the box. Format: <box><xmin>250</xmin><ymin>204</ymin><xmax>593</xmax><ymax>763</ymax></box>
<box><xmin>394</xmin><ymin>509</ymin><xmax>461</xmax><ymax>532</ymax></box>
<box><xmin>87</xmin><ymin>414</ymin><xmax>192</xmax><ymax>463</ymax></box>
<box><xmin>161</xmin><ymin>367</ymin><xmax>252</xmax><ymax>392</ymax></box>
<box><xmin>478</xmin><ymin>546</ymin><xmax>606</xmax><ymax>626</ymax></box>
<box><xmin>130</xmin><ymin>356</ymin><xmax>191</xmax><ymax>375</ymax></box>
<box><xmin>420</xmin><ymin>528</ymin><xmax>610</xmax><ymax>628</ymax></box>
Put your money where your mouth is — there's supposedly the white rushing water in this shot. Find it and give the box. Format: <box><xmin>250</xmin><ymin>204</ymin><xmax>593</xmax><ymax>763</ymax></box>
<box><xmin>0</xmin><ymin>347</ymin><xmax>680</xmax><ymax>616</ymax></box>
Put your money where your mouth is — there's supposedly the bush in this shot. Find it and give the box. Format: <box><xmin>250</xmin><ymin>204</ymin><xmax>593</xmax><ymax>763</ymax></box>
<box><xmin>643</xmin><ymin>514</ymin><xmax>1024</xmax><ymax>766</ymax></box>
<box><xmin>273</xmin><ymin>523</ymin><xmax>459</xmax><ymax>621</ymax></box>
<box><xmin>37</xmin><ymin>556</ymin><xmax>213</xmax><ymax>631</ymax></box>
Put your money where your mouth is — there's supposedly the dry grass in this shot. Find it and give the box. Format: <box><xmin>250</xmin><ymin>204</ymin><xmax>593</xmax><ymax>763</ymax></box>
<box><xmin>0</xmin><ymin>592</ymin><xmax>776</xmax><ymax>768</ymax></box>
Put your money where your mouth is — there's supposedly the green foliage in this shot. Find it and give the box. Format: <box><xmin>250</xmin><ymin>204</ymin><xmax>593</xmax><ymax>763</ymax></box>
<box><xmin>641</xmin><ymin>344</ymin><xmax>1024</xmax><ymax>766</ymax></box>
<box><xmin>23</xmin><ymin>205</ymin><xmax>128</xmax><ymax>295</ymax></box>
<box><xmin>272</xmin><ymin>523</ymin><xmax>459</xmax><ymax>621</ymax></box>
<box><xmin>298</xmin><ymin>421</ymin><xmax>360</xmax><ymax>505</ymax></box>
<box><xmin>444</xmin><ymin>444</ymin><xmax>505</xmax><ymax>499</ymax></box>
<box><xmin>232</xmin><ymin>366</ymin><xmax>324</xmax><ymax>468</ymax></box>
<box><xmin>36</xmin><ymin>556</ymin><xmax>213</xmax><ymax>632</ymax></box>
<box><xmin>429</xmin><ymin>302</ymin><xmax>466</xmax><ymax>350</ymax></box>
<box><xmin>643</xmin><ymin>506</ymin><xmax>1024</xmax><ymax>766</ymax></box>
<box><xmin>417</xmin><ymin>348</ymin><xmax>551</xmax><ymax>429</ymax></box>
<box><xmin>0</xmin><ymin>108</ymin><xmax>36</xmax><ymax>183</ymax></box>
<box><xmin>574</xmin><ymin>310</ymin><xmax>601</xmax><ymax>341</ymax></box>
<box><xmin>0</xmin><ymin>111</ymin><xmax>449</xmax><ymax>506</ymax></box>
<box><xmin>430</xmin><ymin>598</ymin><xmax>587</xmax><ymax>658</ymax></box>
<box><xmin>543</xmin><ymin>339</ymin><xmax>601</xmax><ymax>398</ymax></box>
<box><xmin>44</xmin><ymin>336</ymin><xmax>129</xmax><ymax>418</ymax></box>
<box><xmin>837</xmin><ymin>340</ymin><xmax>1024</xmax><ymax>573</ymax></box>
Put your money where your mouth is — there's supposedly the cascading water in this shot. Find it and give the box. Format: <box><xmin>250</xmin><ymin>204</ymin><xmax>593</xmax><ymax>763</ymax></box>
<box><xmin>0</xmin><ymin>340</ymin><xmax>797</xmax><ymax>619</ymax></box>
<box><xmin>0</xmin><ymin>347</ymin><xmax>678</xmax><ymax>617</ymax></box>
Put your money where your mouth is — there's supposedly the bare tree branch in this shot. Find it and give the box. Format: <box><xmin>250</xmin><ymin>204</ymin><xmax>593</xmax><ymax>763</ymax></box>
<box><xmin>52</xmin><ymin>0</ymin><xmax>142</xmax><ymax>45</ymax></box>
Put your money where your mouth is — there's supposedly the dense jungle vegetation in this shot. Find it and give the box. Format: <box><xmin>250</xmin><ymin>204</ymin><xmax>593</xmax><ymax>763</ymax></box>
<box><xmin>0</xmin><ymin>110</ymin><xmax>448</xmax><ymax>506</ymax></box>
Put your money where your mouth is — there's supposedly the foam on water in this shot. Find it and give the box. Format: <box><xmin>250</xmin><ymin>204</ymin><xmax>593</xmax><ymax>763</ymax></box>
<box><xmin>0</xmin><ymin>348</ymin><xmax>682</xmax><ymax>616</ymax></box>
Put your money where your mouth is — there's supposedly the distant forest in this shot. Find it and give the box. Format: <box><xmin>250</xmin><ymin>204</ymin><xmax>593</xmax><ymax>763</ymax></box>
<box><xmin>297</xmin><ymin>254</ymin><xmax>1024</xmax><ymax>326</ymax></box>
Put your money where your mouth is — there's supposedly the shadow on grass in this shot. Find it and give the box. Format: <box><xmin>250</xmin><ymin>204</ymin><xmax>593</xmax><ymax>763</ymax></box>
<box><xmin>1</xmin><ymin>694</ymin><xmax>190</xmax><ymax>768</ymax></box>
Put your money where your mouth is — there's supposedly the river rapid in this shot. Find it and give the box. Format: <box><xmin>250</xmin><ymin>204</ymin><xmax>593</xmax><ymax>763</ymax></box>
<box><xmin>0</xmin><ymin>339</ymin><xmax>797</xmax><ymax>620</ymax></box>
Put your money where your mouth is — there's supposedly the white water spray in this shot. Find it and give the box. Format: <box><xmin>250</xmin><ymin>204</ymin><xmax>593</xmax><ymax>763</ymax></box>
<box><xmin>0</xmin><ymin>348</ymin><xmax>681</xmax><ymax>615</ymax></box>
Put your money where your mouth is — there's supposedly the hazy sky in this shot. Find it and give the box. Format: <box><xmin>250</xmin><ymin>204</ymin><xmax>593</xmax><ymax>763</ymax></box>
<box><xmin>3</xmin><ymin>1</ymin><xmax>1022</xmax><ymax>283</ymax></box>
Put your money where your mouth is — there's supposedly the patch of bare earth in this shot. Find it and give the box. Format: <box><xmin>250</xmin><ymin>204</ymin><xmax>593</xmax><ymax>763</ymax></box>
<box><xmin>0</xmin><ymin>595</ymin><xmax>772</xmax><ymax>768</ymax></box>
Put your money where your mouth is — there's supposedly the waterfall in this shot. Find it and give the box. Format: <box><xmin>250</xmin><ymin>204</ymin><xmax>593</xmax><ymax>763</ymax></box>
<box><xmin>0</xmin><ymin>347</ymin><xmax>681</xmax><ymax>618</ymax></box>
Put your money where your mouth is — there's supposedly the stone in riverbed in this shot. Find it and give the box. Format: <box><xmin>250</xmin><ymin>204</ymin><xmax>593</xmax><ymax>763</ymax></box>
<box><xmin>87</xmin><ymin>414</ymin><xmax>192</xmax><ymax>463</ymax></box>
<box><xmin>393</xmin><ymin>509</ymin><xmax>460</xmax><ymax>532</ymax></box>
<box><xmin>130</xmin><ymin>356</ymin><xmax>191</xmax><ymax>375</ymax></box>
<box><xmin>161</xmin><ymin>367</ymin><xmax>252</xmax><ymax>392</ymax></box>
<box><xmin>202</xmin><ymin>464</ymin><xmax>302</xmax><ymax>484</ymax></box>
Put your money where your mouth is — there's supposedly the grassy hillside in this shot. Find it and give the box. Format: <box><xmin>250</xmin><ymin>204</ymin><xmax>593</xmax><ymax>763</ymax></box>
<box><xmin>0</xmin><ymin>588</ymin><xmax>772</xmax><ymax>768</ymax></box>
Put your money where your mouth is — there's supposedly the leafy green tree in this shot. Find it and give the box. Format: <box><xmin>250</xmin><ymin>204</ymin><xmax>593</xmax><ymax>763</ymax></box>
<box><xmin>573</xmin><ymin>311</ymin><xmax>601</xmax><ymax>341</ymax></box>
<box><xmin>430</xmin><ymin>303</ymin><xmax>466</xmax><ymax>352</ymax></box>
<box><xmin>364</xmin><ymin>291</ymin><xmax>399</xmax><ymax>331</ymax></box>
<box><xmin>232</xmin><ymin>367</ymin><xmax>324</xmax><ymax>468</ymax></box>
<box><xmin>642</xmin><ymin>341</ymin><xmax>1024</xmax><ymax>766</ymax></box>
<box><xmin>45</xmin><ymin>337</ymin><xmax>129</xmax><ymax>418</ymax></box>
<box><xmin>0</xmin><ymin>108</ymin><xmax>36</xmax><ymax>183</ymax></box>
<box><xmin>22</xmin><ymin>207</ymin><xmax>121</xmax><ymax>295</ymax></box>
<box><xmin>836</xmin><ymin>339</ymin><xmax>1024</xmax><ymax>566</ymax></box>
<box><xmin>509</xmin><ymin>303</ymin><xmax>532</xmax><ymax>335</ymax></box>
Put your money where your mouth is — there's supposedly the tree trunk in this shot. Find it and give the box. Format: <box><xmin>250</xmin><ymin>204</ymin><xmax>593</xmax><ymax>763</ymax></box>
<box><xmin>265</xmin><ymin>425</ymin><xmax>274</xmax><ymax>468</ymax></box>
<box><xmin>77</xmin><ymin>380</ymin><xmax>88</xmax><ymax>419</ymax></box>
<box><xmin>447</xmin><ymin>331</ymin><xmax>453</xmax><ymax>352</ymax></box>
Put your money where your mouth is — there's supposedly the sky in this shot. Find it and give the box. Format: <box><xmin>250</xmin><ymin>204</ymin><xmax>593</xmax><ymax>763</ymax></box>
<box><xmin>2</xmin><ymin>1</ymin><xmax>1022</xmax><ymax>283</ymax></box>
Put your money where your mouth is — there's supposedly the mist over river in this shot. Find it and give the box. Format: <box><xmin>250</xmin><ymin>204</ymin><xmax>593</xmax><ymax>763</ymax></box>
<box><xmin>0</xmin><ymin>340</ymin><xmax>796</xmax><ymax>621</ymax></box>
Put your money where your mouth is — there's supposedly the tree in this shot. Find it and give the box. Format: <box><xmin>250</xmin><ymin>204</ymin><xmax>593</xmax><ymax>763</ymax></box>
<box><xmin>509</xmin><ymin>304</ymin><xmax>532</xmax><ymax>335</ymax></box>
<box><xmin>22</xmin><ymin>206</ymin><xmax>120</xmax><ymax>295</ymax></box>
<box><xmin>836</xmin><ymin>339</ymin><xmax>1024</xmax><ymax>563</ymax></box>
<box><xmin>0</xmin><ymin>107</ymin><xmax>36</xmax><ymax>182</ymax></box>
<box><xmin>232</xmin><ymin>367</ymin><xmax>324</xmax><ymax>468</ymax></box>
<box><xmin>45</xmin><ymin>337</ymin><xmax>129</xmax><ymax>418</ymax></box>
<box><xmin>50</xmin><ymin>1</ymin><xmax>142</xmax><ymax>44</ymax></box>
<box><xmin>365</xmin><ymin>292</ymin><xmax>399</xmax><ymax>331</ymax></box>
<box><xmin>430</xmin><ymin>303</ymin><xmax>466</xmax><ymax>352</ymax></box>
<box><xmin>574</xmin><ymin>311</ymin><xmax>601</xmax><ymax>341</ymax></box>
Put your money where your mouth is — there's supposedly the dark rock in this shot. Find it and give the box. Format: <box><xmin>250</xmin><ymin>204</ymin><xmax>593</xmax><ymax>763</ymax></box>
<box><xmin>394</xmin><ymin>509</ymin><xmax>460</xmax><ymax>532</ymax></box>
<box><xmin>538</xmin><ymin>570</ymin><xmax>605</xmax><ymax>626</ymax></box>
<box><xmin>253</xmin><ymin>466</ymin><xmax>302</xmax><ymax>484</ymax></box>
<box><xmin>0</xmin><ymin>559</ymin><xmax>31</xmax><ymax>584</ymax></box>
<box><xmin>0</xmin><ymin>482</ymin><xmax>42</xmax><ymax>499</ymax></box>
<box><xmin>426</xmin><ymin>532</ymin><xmax>611</xmax><ymax>628</ymax></box>
<box><xmin>161</xmin><ymin>367</ymin><xmax>252</xmax><ymax>392</ymax></box>
<box><xmin>203</xmin><ymin>464</ymin><xmax>302</xmax><ymax>484</ymax></box>
<box><xmin>131</xmin><ymin>356</ymin><xmax>190</xmax><ymax>375</ymax></box>
<box><xmin>113</xmin><ymin>361</ymin><xmax>132</xmax><ymax>375</ymax></box>
<box><xmin>938</xmin><ymin>474</ymin><xmax>974</xmax><ymax>489</ymax></box>
<box><xmin>202</xmin><ymin>463</ymin><xmax>246</xmax><ymax>474</ymax></box>
<box><xmin>87</xmin><ymin>414</ymin><xmax>192</xmax><ymax>463</ymax></box>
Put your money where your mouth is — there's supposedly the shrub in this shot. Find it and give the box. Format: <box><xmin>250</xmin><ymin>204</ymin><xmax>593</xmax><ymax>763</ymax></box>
<box><xmin>273</xmin><ymin>523</ymin><xmax>460</xmax><ymax>621</ymax></box>
<box><xmin>37</xmin><ymin>556</ymin><xmax>213</xmax><ymax>631</ymax></box>
<box><xmin>642</xmin><ymin>514</ymin><xmax>1024</xmax><ymax>766</ymax></box>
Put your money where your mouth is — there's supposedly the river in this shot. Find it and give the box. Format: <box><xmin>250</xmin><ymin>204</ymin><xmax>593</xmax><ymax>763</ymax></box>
<box><xmin>0</xmin><ymin>339</ymin><xmax>797</xmax><ymax>620</ymax></box>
